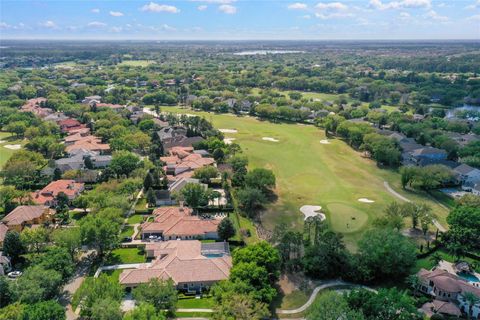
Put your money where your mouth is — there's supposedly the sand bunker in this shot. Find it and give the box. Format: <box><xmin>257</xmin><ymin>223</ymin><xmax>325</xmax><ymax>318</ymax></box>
<box><xmin>300</xmin><ymin>205</ymin><xmax>325</xmax><ymax>221</ymax></box>
<box><xmin>262</xmin><ymin>137</ymin><xmax>279</xmax><ymax>142</ymax></box>
<box><xmin>358</xmin><ymin>198</ymin><xmax>375</xmax><ymax>203</ymax></box>
<box><xmin>219</xmin><ymin>129</ymin><xmax>238</xmax><ymax>133</ymax></box>
<box><xmin>224</xmin><ymin>138</ymin><xmax>236</xmax><ymax>145</ymax></box>
<box><xmin>0</xmin><ymin>140</ymin><xmax>6</xmax><ymax>144</ymax></box>
<box><xmin>3</xmin><ymin>144</ymin><xmax>21</xmax><ymax>150</ymax></box>
<box><xmin>320</xmin><ymin>139</ymin><xmax>331</xmax><ymax>144</ymax></box>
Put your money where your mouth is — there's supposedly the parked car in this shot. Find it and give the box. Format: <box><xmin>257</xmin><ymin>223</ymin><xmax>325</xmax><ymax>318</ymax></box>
<box><xmin>7</xmin><ymin>271</ymin><xmax>22</xmax><ymax>278</ymax></box>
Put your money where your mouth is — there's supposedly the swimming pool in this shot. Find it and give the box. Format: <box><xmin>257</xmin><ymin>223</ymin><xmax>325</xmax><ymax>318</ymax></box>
<box><xmin>457</xmin><ymin>272</ymin><xmax>480</xmax><ymax>283</ymax></box>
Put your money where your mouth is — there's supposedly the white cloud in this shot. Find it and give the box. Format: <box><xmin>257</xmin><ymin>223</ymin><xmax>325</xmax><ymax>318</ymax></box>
<box><xmin>467</xmin><ymin>14</ymin><xmax>480</xmax><ymax>21</ymax></box>
<box><xmin>0</xmin><ymin>22</ymin><xmax>10</xmax><ymax>29</ymax></box>
<box><xmin>424</xmin><ymin>10</ymin><xmax>449</xmax><ymax>22</ymax></box>
<box><xmin>197</xmin><ymin>5</ymin><xmax>208</xmax><ymax>10</ymax></box>
<box><xmin>109</xmin><ymin>11</ymin><xmax>124</xmax><ymax>17</ymax></box>
<box><xmin>369</xmin><ymin>0</ymin><xmax>431</xmax><ymax>10</ymax></box>
<box><xmin>288</xmin><ymin>2</ymin><xmax>308</xmax><ymax>10</ymax></box>
<box><xmin>315</xmin><ymin>2</ymin><xmax>348</xmax><ymax>11</ymax></box>
<box><xmin>40</xmin><ymin>20</ymin><xmax>57</xmax><ymax>28</ymax></box>
<box><xmin>465</xmin><ymin>0</ymin><xmax>480</xmax><ymax>9</ymax></box>
<box><xmin>87</xmin><ymin>21</ymin><xmax>107</xmax><ymax>28</ymax></box>
<box><xmin>302</xmin><ymin>14</ymin><xmax>312</xmax><ymax>19</ymax></box>
<box><xmin>109</xmin><ymin>26</ymin><xmax>123</xmax><ymax>32</ymax></box>
<box><xmin>219</xmin><ymin>4</ymin><xmax>237</xmax><ymax>14</ymax></box>
<box><xmin>160</xmin><ymin>24</ymin><xmax>176</xmax><ymax>31</ymax></box>
<box><xmin>91</xmin><ymin>8</ymin><xmax>100</xmax><ymax>13</ymax></box>
<box><xmin>314</xmin><ymin>2</ymin><xmax>351</xmax><ymax>19</ymax></box>
<box><xmin>140</xmin><ymin>2</ymin><xmax>180</xmax><ymax>13</ymax></box>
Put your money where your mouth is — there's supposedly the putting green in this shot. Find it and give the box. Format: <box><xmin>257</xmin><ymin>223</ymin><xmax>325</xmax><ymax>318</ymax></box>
<box><xmin>327</xmin><ymin>203</ymin><xmax>369</xmax><ymax>233</ymax></box>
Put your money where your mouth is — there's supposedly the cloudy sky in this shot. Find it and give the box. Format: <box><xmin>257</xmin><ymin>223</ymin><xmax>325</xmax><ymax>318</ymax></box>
<box><xmin>0</xmin><ymin>0</ymin><xmax>479</xmax><ymax>40</ymax></box>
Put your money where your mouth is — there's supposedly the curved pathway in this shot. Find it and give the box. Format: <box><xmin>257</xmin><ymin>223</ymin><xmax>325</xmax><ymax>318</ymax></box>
<box><xmin>276</xmin><ymin>280</ymin><xmax>377</xmax><ymax>315</ymax></box>
<box><xmin>383</xmin><ymin>181</ymin><xmax>446</xmax><ymax>232</ymax></box>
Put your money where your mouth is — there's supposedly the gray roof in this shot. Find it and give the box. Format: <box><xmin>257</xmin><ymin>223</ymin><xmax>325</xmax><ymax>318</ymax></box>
<box><xmin>454</xmin><ymin>163</ymin><xmax>478</xmax><ymax>175</ymax></box>
<box><xmin>412</xmin><ymin>147</ymin><xmax>447</xmax><ymax>156</ymax></box>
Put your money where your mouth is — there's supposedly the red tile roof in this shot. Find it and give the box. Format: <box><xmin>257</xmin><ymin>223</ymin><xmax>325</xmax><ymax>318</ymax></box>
<box><xmin>31</xmin><ymin>180</ymin><xmax>84</xmax><ymax>205</ymax></box>
<box><xmin>65</xmin><ymin>135</ymin><xmax>110</xmax><ymax>153</ymax></box>
<box><xmin>141</xmin><ymin>207</ymin><xmax>220</xmax><ymax>237</ymax></box>
<box><xmin>2</xmin><ymin>205</ymin><xmax>50</xmax><ymax>227</ymax></box>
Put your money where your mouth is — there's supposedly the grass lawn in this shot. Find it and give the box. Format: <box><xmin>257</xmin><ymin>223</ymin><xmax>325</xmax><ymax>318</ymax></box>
<box><xmin>174</xmin><ymin>312</ymin><xmax>212</xmax><ymax>318</ymax></box>
<box><xmin>106</xmin><ymin>247</ymin><xmax>145</xmax><ymax>265</ymax></box>
<box><xmin>127</xmin><ymin>214</ymin><xmax>146</xmax><ymax>224</ymax></box>
<box><xmin>177</xmin><ymin>296</ymin><xmax>215</xmax><ymax>309</ymax></box>
<box><xmin>275</xmin><ymin>289</ymin><xmax>311</xmax><ymax>310</ymax></box>
<box><xmin>414</xmin><ymin>249</ymin><xmax>479</xmax><ymax>273</ymax></box>
<box><xmin>118</xmin><ymin>60</ymin><xmax>156</xmax><ymax>67</ymax></box>
<box><xmin>0</xmin><ymin>132</ymin><xmax>25</xmax><ymax>169</ymax></box>
<box><xmin>159</xmin><ymin>106</ymin><xmax>451</xmax><ymax>249</ymax></box>
<box><xmin>120</xmin><ymin>225</ymin><xmax>134</xmax><ymax>238</ymax></box>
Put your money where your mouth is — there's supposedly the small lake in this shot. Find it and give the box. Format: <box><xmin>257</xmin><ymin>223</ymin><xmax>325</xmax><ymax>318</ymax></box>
<box><xmin>445</xmin><ymin>104</ymin><xmax>480</xmax><ymax>120</ymax></box>
<box><xmin>233</xmin><ymin>50</ymin><xmax>305</xmax><ymax>56</ymax></box>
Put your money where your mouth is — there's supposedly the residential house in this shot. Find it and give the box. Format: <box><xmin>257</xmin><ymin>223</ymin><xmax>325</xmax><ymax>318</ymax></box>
<box><xmin>43</xmin><ymin>112</ymin><xmax>69</xmax><ymax>123</ymax></box>
<box><xmin>55</xmin><ymin>149</ymin><xmax>112</xmax><ymax>172</ymax></box>
<box><xmin>58</xmin><ymin>118</ymin><xmax>86</xmax><ymax>133</ymax></box>
<box><xmin>65</xmin><ymin>135</ymin><xmax>110</xmax><ymax>155</ymax></box>
<box><xmin>31</xmin><ymin>180</ymin><xmax>84</xmax><ymax>206</ymax></box>
<box><xmin>20</xmin><ymin>97</ymin><xmax>52</xmax><ymax>118</ymax></box>
<box><xmin>141</xmin><ymin>206</ymin><xmax>221</xmax><ymax>240</ymax></box>
<box><xmin>119</xmin><ymin>240</ymin><xmax>231</xmax><ymax>292</ymax></box>
<box><xmin>2</xmin><ymin>205</ymin><xmax>54</xmax><ymax>232</ymax></box>
<box><xmin>0</xmin><ymin>224</ymin><xmax>8</xmax><ymax>247</ymax></box>
<box><xmin>82</xmin><ymin>95</ymin><xmax>101</xmax><ymax>104</ymax></box>
<box><xmin>410</xmin><ymin>147</ymin><xmax>448</xmax><ymax>165</ymax></box>
<box><xmin>95</xmin><ymin>103</ymin><xmax>125</xmax><ymax>112</ymax></box>
<box><xmin>161</xmin><ymin>146</ymin><xmax>215</xmax><ymax>177</ymax></box>
<box><xmin>0</xmin><ymin>253</ymin><xmax>11</xmax><ymax>276</ymax></box>
<box><xmin>453</xmin><ymin>164</ymin><xmax>480</xmax><ymax>189</ymax></box>
<box><xmin>417</xmin><ymin>268</ymin><xmax>480</xmax><ymax>319</ymax></box>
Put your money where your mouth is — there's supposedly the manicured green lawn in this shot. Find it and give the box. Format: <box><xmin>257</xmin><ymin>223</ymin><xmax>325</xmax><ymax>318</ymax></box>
<box><xmin>159</xmin><ymin>106</ymin><xmax>450</xmax><ymax>248</ymax></box>
<box><xmin>107</xmin><ymin>247</ymin><xmax>145</xmax><ymax>264</ymax></box>
<box><xmin>174</xmin><ymin>312</ymin><xmax>212</xmax><ymax>318</ymax></box>
<box><xmin>414</xmin><ymin>249</ymin><xmax>479</xmax><ymax>273</ymax></box>
<box><xmin>127</xmin><ymin>214</ymin><xmax>146</xmax><ymax>224</ymax></box>
<box><xmin>177</xmin><ymin>296</ymin><xmax>215</xmax><ymax>309</ymax></box>
<box><xmin>120</xmin><ymin>226</ymin><xmax>134</xmax><ymax>238</ymax></box>
<box><xmin>118</xmin><ymin>60</ymin><xmax>156</xmax><ymax>67</ymax></box>
<box><xmin>275</xmin><ymin>289</ymin><xmax>311</xmax><ymax>310</ymax></box>
<box><xmin>0</xmin><ymin>132</ymin><xmax>25</xmax><ymax>169</ymax></box>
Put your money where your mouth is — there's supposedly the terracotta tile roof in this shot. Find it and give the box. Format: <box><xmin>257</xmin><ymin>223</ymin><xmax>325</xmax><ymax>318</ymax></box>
<box><xmin>418</xmin><ymin>268</ymin><xmax>480</xmax><ymax>296</ymax></box>
<box><xmin>141</xmin><ymin>207</ymin><xmax>220</xmax><ymax>237</ymax></box>
<box><xmin>119</xmin><ymin>240</ymin><xmax>231</xmax><ymax>286</ymax></box>
<box><xmin>65</xmin><ymin>135</ymin><xmax>110</xmax><ymax>153</ymax></box>
<box><xmin>2</xmin><ymin>205</ymin><xmax>49</xmax><ymax>227</ymax></box>
<box><xmin>31</xmin><ymin>180</ymin><xmax>84</xmax><ymax>205</ymax></box>
<box><xmin>20</xmin><ymin>98</ymin><xmax>52</xmax><ymax>118</ymax></box>
<box><xmin>96</xmin><ymin>103</ymin><xmax>124</xmax><ymax>110</ymax></box>
<box><xmin>432</xmin><ymin>300</ymin><xmax>462</xmax><ymax>316</ymax></box>
<box><xmin>0</xmin><ymin>224</ymin><xmax>9</xmax><ymax>242</ymax></box>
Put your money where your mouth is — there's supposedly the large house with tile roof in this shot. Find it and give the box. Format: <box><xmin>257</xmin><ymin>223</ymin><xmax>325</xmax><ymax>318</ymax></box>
<box><xmin>119</xmin><ymin>240</ymin><xmax>231</xmax><ymax>292</ymax></box>
<box><xmin>65</xmin><ymin>135</ymin><xmax>110</xmax><ymax>155</ymax></box>
<box><xmin>141</xmin><ymin>206</ymin><xmax>221</xmax><ymax>240</ymax></box>
<box><xmin>2</xmin><ymin>205</ymin><xmax>54</xmax><ymax>232</ymax></box>
<box><xmin>31</xmin><ymin>180</ymin><xmax>84</xmax><ymax>206</ymax></box>
<box><xmin>417</xmin><ymin>268</ymin><xmax>480</xmax><ymax>319</ymax></box>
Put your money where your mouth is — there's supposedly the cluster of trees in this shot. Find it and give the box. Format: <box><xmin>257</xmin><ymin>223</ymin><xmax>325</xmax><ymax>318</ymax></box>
<box><xmin>211</xmin><ymin>242</ymin><xmax>280</xmax><ymax>320</ymax></box>
<box><xmin>443</xmin><ymin>196</ymin><xmax>480</xmax><ymax>259</ymax></box>
<box><xmin>274</xmin><ymin>217</ymin><xmax>417</xmax><ymax>284</ymax></box>
<box><xmin>400</xmin><ymin>165</ymin><xmax>455</xmax><ymax>190</ymax></box>
<box><xmin>307</xmin><ymin>288</ymin><xmax>422</xmax><ymax>320</ymax></box>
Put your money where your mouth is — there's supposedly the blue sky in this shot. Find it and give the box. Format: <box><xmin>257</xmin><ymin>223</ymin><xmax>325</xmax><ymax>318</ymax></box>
<box><xmin>0</xmin><ymin>0</ymin><xmax>479</xmax><ymax>40</ymax></box>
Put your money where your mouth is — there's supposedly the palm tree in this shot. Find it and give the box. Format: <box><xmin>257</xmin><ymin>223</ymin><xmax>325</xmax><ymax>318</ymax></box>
<box><xmin>429</xmin><ymin>252</ymin><xmax>443</xmax><ymax>267</ymax></box>
<box><xmin>406</xmin><ymin>274</ymin><xmax>421</xmax><ymax>296</ymax></box>
<box><xmin>463</xmin><ymin>292</ymin><xmax>479</xmax><ymax>320</ymax></box>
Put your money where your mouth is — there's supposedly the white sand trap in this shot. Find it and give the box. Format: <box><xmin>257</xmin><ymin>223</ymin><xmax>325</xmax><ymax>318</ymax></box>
<box><xmin>3</xmin><ymin>144</ymin><xmax>21</xmax><ymax>150</ymax></box>
<box><xmin>224</xmin><ymin>138</ymin><xmax>236</xmax><ymax>145</ymax></box>
<box><xmin>262</xmin><ymin>137</ymin><xmax>279</xmax><ymax>142</ymax></box>
<box><xmin>358</xmin><ymin>198</ymin><xmax>375</xmax><ymax>203</ymax></box>
<box><xmin>300</xmin><ymin>205</ymin><xmax>325</xmax><ymax>221</ymax></box>
<box><xmin>219</xmin><ymin>129</ymin><xmax>238</xmax><ymax>133</ymax></box>
<box><xmin>320</xmin><ymin>139</ymin><xmax>331</xmax><ymax>144</ymax></box>
<box><xmin>0</xmin><ymin>140</ymin><xmax>6</xmax><ymax>144</ymax></box>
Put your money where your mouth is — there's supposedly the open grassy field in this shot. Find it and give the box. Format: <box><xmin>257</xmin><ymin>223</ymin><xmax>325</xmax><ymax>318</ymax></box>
<box><xmin>0</xmin><ymin>131</ymin><xmax>25</xmax><ymax>169</ymax></box>
<box><xmin>156</xmin><ymin>106</ymin><xmax>451</xmax><ymax>248</ymax></box>
<box><xmin>118</xmin><ymin>60</ymin><xmax>156</xmax><ymax>67</ymax></box>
